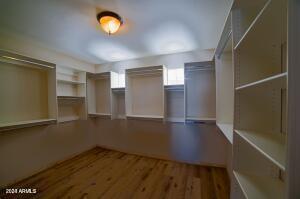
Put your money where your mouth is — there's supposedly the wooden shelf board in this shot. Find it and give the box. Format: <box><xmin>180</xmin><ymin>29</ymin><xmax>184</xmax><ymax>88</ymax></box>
<box><xmin>0</xmin><ymin>119</ymin><xmax>56</xmax><ymax>132</ymax></box>
<box><xmin>235</xmin><ymin>130</ymin><xmax>286</xmax><ymax>170</ymax></box>
<box><xmin>217</xmin><ymin>123</ymin><xmax>233</xmax><ymax>143</ymax></box>
<box><xmin>233</xmin><ymin>171</ymin><xmax>284</xmax><ymax>199</ymax></box>
<box><xmin>235</xmin><ymin>73</ymin><xmax>287</xmax><ymax>91</ymax></box>
<box><xmin>58</xmin><ymin>116</ymin><xmax>80</xmax><ymax>123</ymax></box>
<box><xmin>57</xmin><ymin>79</ymin><xmax>85</xmax><ymax>85</ymax></box>
<box><xmin>234</xmin><ymin>0</ymin><xmax>272</xmax><ymax>50</ymax></box>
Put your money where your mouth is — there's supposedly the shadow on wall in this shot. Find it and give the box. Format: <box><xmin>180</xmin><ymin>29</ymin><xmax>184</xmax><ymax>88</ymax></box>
<box><xmin>0</xmin><ymin>120</ymin><xmax>96</xmax><ymax>187</ymax></box>
<box><xmin>94</xmin><ymin>118</ymin><xmax>227</xmax><ymax>166</ymax></box>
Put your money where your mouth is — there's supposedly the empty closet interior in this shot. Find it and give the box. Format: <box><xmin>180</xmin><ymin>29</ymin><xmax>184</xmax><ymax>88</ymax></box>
<box><xmin>185</xmin><ymin>61</ymin><xmax>216</xmax><ymax>122</ymax></box>
<box><xmin>125</xmin><ymin>66</ymin><xmax>164</xmax><ymax>120</ymax></box>
<box><xmin>111</xmin><ymin>72</ymin><xmax>126</xmax><ymax>119</ymax></box>
<box><xmin>87</xmin><ymin>72</ymin><xmax>111</xmax><ymax>118</ymax></box>
<box><xmin>0</xmin><ymin>0</ymin><xmax>298</xmax><ymax>198</ymax></box>
<box><xmin>0</xmin><ymin>50</ymin><xmax>57</xmax><ymax>131</ymax></box>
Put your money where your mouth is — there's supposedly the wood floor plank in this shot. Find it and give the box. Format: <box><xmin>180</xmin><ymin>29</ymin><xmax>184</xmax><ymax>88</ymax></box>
<box><xmin>40</xmin><ymin>151</ymin><xmax>127</xmax><ymax>198</ymax></box>
<box><xmin>0</xmin><ymin>147</ymin><xmax>230</xmax><ymax>199</ymax></box>
<box><xmin>165</xmin><ymin>163</ymin><xmax>188</xmax><ymax>199</ymax></box>
<box><xmin>198</xmin><ymin>166</ymin><xmax>218</xmax><ymax>199</ymax></box>
<box><xmin>132</xmin><ymin>161</ymin><xmax>169</xmax><ymax>199</ymax></box>
<box><xmin>211</xmin><ymin>168</ymin><xmax>230</xmax><ymax>199</ymax></box>
<box><xmin>14</xmin><ymin>148</ymin><xmax>106</xmax><ymax>189</ymax></box>
<box><xmin>185</xmin><ymin>177</ymin><xmax>201</xmax><ymax>199</ymax></box>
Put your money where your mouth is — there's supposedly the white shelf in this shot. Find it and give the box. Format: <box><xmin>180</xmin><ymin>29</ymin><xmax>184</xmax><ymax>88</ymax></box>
<box><xmin>186</xmin><ymin>117</ymin><xmax>216</xmax><ymax>122</ymax></box>
<box><xmin>235</xmin><ymin>130</ymin><xmax>286</xmax><ymax>170</ymax></box>
<box><xmin>165</xmin><ymin>117</ymin><xmax>185</xmax><ymax>123</ymax></box>
<box><xmin>57</xmin><ymin>71</ymin><xmax>79</xmax><ymax>77</ymax></box>
<box><xmin>57</xmin><ymin>96</ymin><xmax>85</xmax><ymax>100</ymax></box>
<box><xmin>0</xmin><ymin>119</ymin><xmax>56</xmax><ymax>132</ymax></box>
<box><xmin>111</xmin><ymin>87</ymin><xmax>125</xmax><ymax>92</ymax></box>
<box><xmin>164</xmin><ymin>84</ymin><xmax>184</xmax><ymax>91</ymax></box>
<box><xmin>217</xmin><ymin>123</ymin><xmax>233</xmax><ymax>143</ymax></box>
<box><xmin>233</xmin><ymin>171</ymin><xmax>284</xmax><ymax>199</ymax></box>
<box><xmin>126</xmin><ymin>114</ymin><xmax>163</xmax><ymax>121</ymax></box>
<box><xmin>235</xmin><ymin>73</ymin><xmax>287</xmax><ymax>91</ymax></box>
<box><xmin>57</xmin><ymin>79</ymin><xmax>85</xmax><ymax>85</ymax></box>
<box><xmin>234</xmin><ymin>0</ymin><xmax>272</xmax><ymax>50</ymax></box>
<box><xmin>58</xmin><ymin>116</ymin><xmax>80</xmax><ymax>123</ymax></box>
<box><xmin>88</xmin><ymin>113</ymin><xmax>111</xmax><ymax>118</ymax></box>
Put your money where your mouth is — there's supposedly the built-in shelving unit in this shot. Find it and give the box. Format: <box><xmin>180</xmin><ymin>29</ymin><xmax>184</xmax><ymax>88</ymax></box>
<box><xmin>235</xmin><ymin>129</ymin><xmax>286</xmax><ymax>170</ymax></box>
<box><xmin>87</xmin><ymin>72</ymin><xmax>111</xmax><ymax>118</ymax></box>
<box><xmin>57</xmin><ymin>66</ymin><xmax>86</xmax><ymax>97</ymax></box>
<box><xmin>0</xmin><ymin>50</ymin><xmax>57</xmax><ymax>131</ymax></box>
<box><xmin>184</xmin><ymin>61</ymin><xmax>216</xmax><ymax>123</ymax></box>
<box><xmin>57</xmin><ymin>97</ymin><xmax>86</xmax><ymax>123</ymax></box>
<box><xmin>163</xmin><ymin>68</ymin><xmax>185</xmax><ymax>122</ymax></box>
<box><xmin>57</xmin><ymin>66</ymin><xmax>87</xmax><ymax>123</ymax></box>
<box><xmin>164</xmin><ymin>84</ymin><xmax>185</xmax><ymax>123</ymax></box>
<box><xmin>215</xmin><ymin>10</ymin><xmax>234</xmax><ymax>143</ymax></box>
<box><xmin>231</xmin><ymin>0</ymin><xmax>288</xmax><ymax>197</ymax></box>
<box><xmin>111</xmin><ymin>72</ymin><xmax>126</xmax><ymax>119</ymax></box>
<box><xmin>232</xmin><ymin>0</ymin><xmax>270</xmax><ymax>47</ymax></box>
<box><xmin>233</xmin><ymin>171</ymin><xmax>284</xmax><ymax>199</ymax></box>
<box><xmin>126</xmin><ymin>66</ymin><xmax>164</xmax><ymax>121</ymax></box>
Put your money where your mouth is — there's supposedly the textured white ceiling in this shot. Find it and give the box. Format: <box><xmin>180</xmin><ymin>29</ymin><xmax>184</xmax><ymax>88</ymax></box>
<box><xmin>0</xmin><ymin>0</ymin><xmax>231</xmax><ymax>64</ymax></box>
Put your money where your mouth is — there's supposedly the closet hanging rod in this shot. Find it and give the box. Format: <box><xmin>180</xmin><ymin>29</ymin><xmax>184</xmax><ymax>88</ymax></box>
<box><xmin>185</xmin><ymin>67</ymin><xmax>215</xmax><ymax>72</ymax></box>
<box><xmin>127</xmin><ymin>71</ymin><xmax>162</xmax><ymax>76</ymax></box>
<box><xmin>126</xmin><ymin>68</ymin><xmax>163</xmax><ymax>74</ymax></box>
<box><xmin>57</xmin><ymin>71</ymin><xmax>79</xmax><ymax>77</ymax></box>
<box><xmin>0</xmin><ymin>55</ymin><xmax>55</xmax><ymax>69</ymax></box>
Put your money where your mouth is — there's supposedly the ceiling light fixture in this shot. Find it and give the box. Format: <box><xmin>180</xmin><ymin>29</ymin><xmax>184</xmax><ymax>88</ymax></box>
<box><xmin>97</xmin><ymin>11</ymin><xmax>123</xmax><ymax>35</ymax></box>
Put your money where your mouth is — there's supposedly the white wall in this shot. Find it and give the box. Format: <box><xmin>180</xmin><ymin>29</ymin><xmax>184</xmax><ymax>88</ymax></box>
<box><xmin>0</xmin><ymin>28</ymin><xmax>95</xmax><ymax>73</ymax></box>
<box><xmin>96</xmin><ymin>49</ymin><xmax>214</xmax><ymax>72</ymax></box>
<box><xmin>0</xmin><ymin>121</ymin><xmax>96</xmax><ymax>187</ymax></box>
<box><xmin>94</xmin><ymin>119</ymin><xmax>227</xmax><ymax>167</ymax></box>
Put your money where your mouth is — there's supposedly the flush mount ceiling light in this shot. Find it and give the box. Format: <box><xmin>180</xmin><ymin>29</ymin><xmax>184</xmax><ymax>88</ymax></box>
<box><xmin>97</xmin><ymin>11</ymin><xmax>123</xmax><ymax>35</ymax></box>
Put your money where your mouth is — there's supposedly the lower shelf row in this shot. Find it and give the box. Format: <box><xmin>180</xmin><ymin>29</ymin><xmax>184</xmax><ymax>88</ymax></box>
<box><xmin>232</xmin><ymin>171</ymin><xmax>284</xmax><ymax>199</ymax></box>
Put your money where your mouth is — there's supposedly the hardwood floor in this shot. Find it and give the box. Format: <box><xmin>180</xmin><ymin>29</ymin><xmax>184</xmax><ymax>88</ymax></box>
<box><xmin>1</xmin><ymin>147</ymin><xmax>230</xmax><ymax>199</ymax></box>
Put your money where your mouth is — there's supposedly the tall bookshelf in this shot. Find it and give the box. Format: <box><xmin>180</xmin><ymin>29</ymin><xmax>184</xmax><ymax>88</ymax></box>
<box><xmin>231</xmin><ymin>0</ymin><xmax>287</xmax><ymax>198</ymax></box>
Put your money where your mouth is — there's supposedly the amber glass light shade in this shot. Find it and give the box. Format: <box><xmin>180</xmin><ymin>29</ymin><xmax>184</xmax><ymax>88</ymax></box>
<box><xmin>97</xmin><ymin>11</ymin><xmax>123</xmax><ymax>35</ymax></box>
